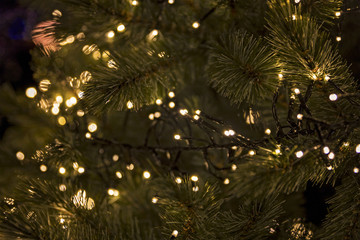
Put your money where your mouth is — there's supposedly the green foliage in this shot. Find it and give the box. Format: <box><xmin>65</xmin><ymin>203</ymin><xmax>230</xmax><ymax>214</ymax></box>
<box><xmin>208</xmin><ymin>31</ymin><xmax>280</xmax><ymax>106</ymax></box>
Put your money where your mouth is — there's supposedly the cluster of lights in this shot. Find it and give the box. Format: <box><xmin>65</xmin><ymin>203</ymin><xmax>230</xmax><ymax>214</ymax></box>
<box><xmin>224</xmin><ymin>129</ymin><xmax>235</xmax><ymax>136</ymax></box>
<box><xmin>72</xmin><ymin>190</ymin><xmax>95</xmax><ymax>210</ymax></box>
<box><xmin>108</xmin><ymin>188</ymin><xmax>120</xmax><ymax>196</ymax></box>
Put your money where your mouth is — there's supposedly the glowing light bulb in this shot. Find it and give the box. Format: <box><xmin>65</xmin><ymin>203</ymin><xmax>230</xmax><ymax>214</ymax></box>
<box><xmin>58</xmin><ymin>116</ymin><xmax>66</xmax><ymax>125</ymax></box>
<box><xmin>155</xmin><ymin>99</ymin><xmax>162</xmax><ymax>105</ymax></box>
<box><xmin>324</xmin><ymin>75</ymin><xmax>330</xmax><ymax>81</ymax></box>
<box><xmin>249</xmin><ymin>150</ymin><xmax>255</xmax><ymax>156</ymax></box>
<box><xmin>52</xmin><ymin>9</ymin><xmax>62</xmax><ymax>17</ymax></box>
<box><xmin>295</xmin><ymin>151</ymin><xmax>304</xmax><ymax>158</ymax></box>
<box><xmin>40</xmin><ymin>164</ymin><xmax>47</xmax><ymax>172</ymax></box>
<box><xmin>77</xmin><ymin>110</ymin><xmax>85</xmax><ymax>117</ymax></box>
<box><xmin>328</xmin><ymin>152</ymin><xmax>335</xmax><ymax>159</ymax></box>
<box><xmin>323</xmin><ymin>146</ymin><xmax>330</xmax><ymax>154</ymax></box>
<box><xmin>16</xmin><ymin>151</ymin><xmax>25</xmax><ymax>160</ymax></box>
<box><xmin>131</xmin><ymin>0</ymin><xmax>138</xmax><ymax>6</ymax></box>
<box><xmin>169</xmin><ymin>102</ymin><xmax>175</xmax><ymax>108</ymax></box>
<box><xmin>297</xmin><ymin>113</ymin><xmax>303</xmax><ymax>120</ymax></box>
<box><xmin>78</xmin><ymin>167</ymin><xmax>85</xmax><ymax>174</ymax></box>
<box><xmin>174</xmin><ymin>134</ymin><xmax>181</xmax><ymax>140</ymax></box>
<box><xmin>85</xmin><ymin>132</ymin><xmax>91</xmax><ymax>139</ymax></box>
<box><xmin>59</xmin><ymin>167</ymin><xmax>66</xmax><ymax>174</ymax></box>
<box><xmin>117</xmin><ymin>24</ymin><xmax>125</xmax><ymax>32</ymax></box>
<box><xmin>126</xmin><ymin>164</ymin><xmax>134</xmax><ymax>170</ymax></box>
<box><xmin>150</xmin><ymin>29</ymin><xmax>158</xmax><ymax>37</ymax></box>
<box><xmin>193</xmin><ymin>115</ymin><xmax>200</xmax><ymax>120</ymax></box>
<box><xmin>192</xmin><ymin>186</ymin><xmax>199</xmax><ymax>192</ymax></box>
<box><xmin>143</xmin><ymin>171</ymin><xmax>151</xmax><ymax>179</ymax></box>
<box><xmin>116</xmin><ymin>171</ymin><xmax>122</xmax><ymax>178</ymax></box>
<box><xmin>154</xmin><ymin>112</ymin><xmax>161</xmax><ymax>118</ymax></box>
<box><xmin>39</xmin><ymin>79</ymin><xmax>51</xmax><ymax>92</ymax></box>
<box><xmin>56</xmin><ymin>95</ymin><xmax>63</xmax><ymax>103</ymax></box>
<box><xmin>179</xmin><ymin>109</ymin><xmax>188</xmax><ymax>115</ymax></box>
<box><xmin>25</xmin><ymin>87</ymin><xmax>37</xmax><ymax>98</ymax></box>
<box><xmin>152</xmin><ymin>197</ymin><xmax>158</xmax><ymax>204</ymax></box>
<box><xmin>275</xmin><ymin>149</ymin><xmax>281</xmax><ymax>155</ymax></box>
<box><xmin>88</xmin><ymin>123</ymin><xmax>97</xmax><ymax>133</ymax></box>
<box><xmin>265</xmin><ymin>129</ymin><xmax>271</xmax><ymax>135</ymax></box>
<box><xmin>232</xmin><ymin>146</ymin><xmax>237</xmax><ymax>150</ymax></box>
<box><xmin>70</xmin><ymin>97</ymin><xmax>77</xmax><ymax>105</ymax></box>
<box><xmin>172</xmin><ymin>230</ymin><xmax>179</xmax><ymax>237</ymax></box>
<box><xmin>329</xmin><ymin>94</ymin><xmax>338</xmax><ymax>101</ymax></box>
<box><xmin>278</xmin><ymin>73</ymin><xmax>283</xmax><ymax>79</ymax></box>
<box><xmin>354</xmin><ymin>167</ymin><xmax>359</xmax><ymax>174</ymax></box>
<box><xmin>107</xmin><ymin>189</ymin><xmax>114</xmax><ymax>196</ymax></box>
<box><xmin>168</xmin><ymin>91</ymin><xmax>175</xmax><ymax>98</ymax></box>
<box><xmin>59</xmin><ymin>184</ymin><xmax>66</xmax><ymax>191</ymax></box>
<box><xmin>51</xmin><ymin>107</ymin><xmax>60</xmax><ymax>115</ymax></box>
<box><xmin>343</xmin><ymin>142</ymin><xmax>350</xmax><ymax>147</ymax></box>
<box><xmin>294</xmin><ymin>88</ymin><xmax>300</xmax><ymax>95</ymax></box>
<box><xmin>335</xmin><ymin>11</ymin><xmax>341</xmax><ymax>17</ymax></box>
<box><xmin>127</xmin><ymin>101</ymin><xmax>134</xmax><ymax>109</ymax></box>
<box><xmin>336</xmin><ymin>36</ymin><xmax>341</xmax><ymax>42</ymax></box>
<box><xmin>191</xmin><ymin>175</ymin><xmax>198</xmax><ymax>182</ymax></box>
<box><xmin>175</xmin><ymin>177</ymin><xmax>182</xmax><ymax>184</ymax></box>
<box><xmin>231</xmin><ymin>164</ymin><xmax>237</xmax><ymax>171</ymax></box>
<box><xmin>294</xmin><ymin>0</ymin><xmax>300</xmax><ymax>3</ymax></box>
<box><xmin>192</xmin><ymin>21</ymin><xmax>200</xmax><ymax>29</ymax></box>
<box><xmin>106</xmin><ymin>31</ymin><xmax>115</xmax><ymax>38</ymax></box>
<box><xmin>356</xmin><ymin>144</ymin><xmax>360</xmax><ymax>153</ymax></box>
<box><xmin>292</xmin><ymin>14</ymin><xmax>296</xmax><ymax>20</ymax></box>
<box><xmin>113</xmin><ymin>190</ymin><xmax>119</xmax><ymax>197</ymax></box>
<box><xmin>195</xmin><ymin>110</ymin><xmax>201</xmax><ymax>115</ymax></box>
<box><xmin>113</xmin><ymin>154</ymin><xmax>119</xmax><ymax>161</ymax></box>
<box><xmin>168</xmin><ymin>0</ymin><xmax>174</xmax><ymax>4</ymax></box>
<box><xmin>327</xmin><ymin>166</ymin><xmax>333</xmax><ymax>170</ymax></box>
<box><xmin>149</xmin><ymin>113</ymin><xmax>155</xmax><ymax>120</ymax></box>
<box><xmin>224</xmin><ymin>178</ymin><xmax>230</xmax><ymax>185</ymax></box>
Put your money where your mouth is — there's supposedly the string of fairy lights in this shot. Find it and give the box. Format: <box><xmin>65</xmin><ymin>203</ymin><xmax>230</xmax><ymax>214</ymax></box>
<box><xmin>12</xmin><ymin>0</ymin><xmax>360</xmax><ymax>238</ymax></box>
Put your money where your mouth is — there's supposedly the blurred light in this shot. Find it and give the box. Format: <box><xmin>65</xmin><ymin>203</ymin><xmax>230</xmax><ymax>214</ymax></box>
<box><xmin>56</xmin><ymin>95</ymin><xmax>63</xmax><ymax>103</ymax></box>
<box><xmin>154</xmin><ymin>112</ymin><xmax>161</xmax><ymax>118</ymax></box>
<box><xmin>192</xmin><ymin>186</ymin><xmax>199</xmax><ymax>192</ymax></box>
<box><xmin>88</xmin><ymin>123</ymin><xmax>97</xmax><ymax>133</ymax></box>
<box><xmin>126</xmin><ymin>164</ymin><xmax>134</xmax><ymax>170</ymax></box>
<box><xmin>168</xmin><ymin>0</ymin><xmax>174</xmax><ymax>4</ymax></box>
<box><xmin>172</xmin><ymin>230</ymin><xmax>178</xmax><ymax>237</ymax></box>
<box><xmin>77</xmin><ymin>110</ymin><xmax>85</xmax><ymax>117</ymax></box>
<box><xmin>58</xmin><ymin>116</ymin><xmax>66</xmax><ymax>125</ymax></box>
<box><xmin>297</xmin><ymin>114</ymin><xmax>303</xmax><ymax>120</ymax></box>
<box><xmin>323</xmin><ymin>146</ymin><xmax>330</xmax><ymax>154</ymax></box>
<box><xmin>336</xmin><ymin>36</ymin><xmax>341</xmax><ymax>42</ymax></box>
<box><xmin>155</xmin><ymin>99</ymin><xmax>162</xmax><ymax>105</ymax></box>
<box><xmin>131</xmin><ymin>0</ymin><xmax>138</xmax><ymax>6</ymax></box>
<box><xmin>175</xmin><ymin>177</ymin><xmax>182</xmax><ymax>184</ymax></box>
<box><xmin>169</xmin><ymin>102</ymin><xmax>175</xmax><ymax>108</ymax></box>
<box><xmin>193</xmin><ymin>115</ymin><xmax>199</xmax><ymax>120</ymax></box>
<box><xmin>116</xmin><ymin>171</ymin><xmax>122</xmax><ymax>179</ymax></box>
<box><xmin>295</xmin><ymin>151</ymin><xmax>304</xmax><ymax>158</ymax></box>
<box><xmin>354</xmin><ymin>167</ymin><xmax>359</xmax><ymax>174</ymax></box>
<box><xmin>40</xmin><ymin>164</ymin><xmax>47</xmax><ymax>172</ymax></box>
<box><xmin>191</xmin><ymin>175</ymin><xmax>198</xmax><ymax>182</ymax></box>
<box><xmin>59</xmin><ymin>184</ymin><xmax>66</xmax><ymax>191</ymax></box>
<box><xmin>26</xmin><ymin>87</ymin><xmax>37</xmax><ymax>98</ymax></box>
<box><xmin>179</xmin><ymin>109</ymin><xmax>188</xmax><ymax>115</ymax></box>
<box><xmin>192</xmin><ymin>21</ymin><xmax>200</xmax><ymax>28</ymax></box>
<box><xmin>106</xmin><ymin>31</ymin><xmax>115</xmax><ymax>38</ymax></box>
<box><xmin>327</xmin><ymin>166</ymin><xmax>333</xmax><ymax>170</ymax></box>
<box><xmin>231</xmin><ymin>164</ymin><xmax>237</xmax><ymax>171</ymax></box>
<box><xmin>39</xmin><ymin>79</ymin><xmax>51</xmax><ymax>92</ymax></box>
<box><xmin>195</xmin><ymin>110</ymin><xmax>201</xmax><ymax>115</ymax></box>
<box><xmin>59</xmin><ymin>167</ymin><xmax>66</xmax><ymax>174</ymax></box>
<box><xmin>174</xmin><ymin>134</ymin><xmax>181</xmax><ymax>140</ymax></box>
<box><xmin>52</xmin><ymin>9</ymin><xmax>62</xmax><ymax>17</ymax></box>
<box><xmin>329</xmin><ymin>94</ymin><xmax>338</xmax><ymax>101</ymax></box>
<box><xmin>78</xmin><ymin>167</ymin><xmax>85</xmax><ymax>174</ymax></box>
<box><xmin>249</xmin><ymin>150</ymin><xmax>255</xmax><ymax>156</ymax></box>
<box><xmin>149</xmin><ymin>113</ymin><xmax>155</xmax><ymax>120</ymax></box>
<box><xmin>16</xmin><ymin>151</ymin><xmax>25</xmax><ymax>161</ymax></box>
<box><xmin>152</xmin><ymin>197</ymin><xmax>158</xmax><ymax>203</ymax></box>
<box><xmin>113</xmin><ymin>154</ymin><xmax>119</xmax><ymax>161</ymax></box>
<box><xmin>51</xmin><ymin>107</ymin><xmax>60</xmax><ymax>115</ymax></box>
<box><xmin>168</xmin><ymin>91</ymin><xmax>175</xmax><ymax>98</ymax></box>
<box><xmin>356</xmin><ymin>144</ymin><xmax>360</xmax><ymax>153</ymax></box>
<box><xmin>143</xmin><ymin>171</ymin><xmax>151</xmax><ymax>179</ymax></box>
<box><xmin>223</xmin><ymin>178</ymin><xmax>230</xmax><ymax>185</ymax></box>
<box><xmin>324</xmin><ymin>75</ymin><xmax>330</xmax><ymax>81</ymax></box>
<box><xmin>85</xmin><ymin>132</ymin><xmax>91</xmax><ymax>139</ymax></box>
<box><xmin>265</xmin><ymin>129</ymin><xmax>271</xmax><ymax>135</ymax></box>
<box><xmin>328</xmin><ymin>152</ymin><xmax>335</xmax><ymax>159</ymax></box>
<box><xmin>335</xmin><ymin>11</ymin><xmax>341</xmax><ymax>17</ymax></box>
<box><xmin>127</xmin><ymin>101</ymin><xmax>134</xmax><ymax>109</ymax></box>
<box><xmin>117</xmin><ymin>24</ymin><xmax>125</xmax><ymax>32</ymax></box>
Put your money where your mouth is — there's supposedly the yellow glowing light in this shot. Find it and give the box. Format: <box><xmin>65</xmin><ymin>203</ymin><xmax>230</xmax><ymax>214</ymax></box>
<box><xmin>278</xmin><ymin>73</ymin><xmax>283</xmax><ymax>79</ymax></box>
<box><xmin>154</xmin><ymin>112</ymin><xmax>161</xmax><ymax>118</ymax></box>
<box><xmin>329</xmin><ymin>94</ymin><xmax>338</xmax><ymax>101</ymax></box>
<box><xmin>78</xmin><ymin>91</ymin><xmax>84</xmax><ymax>99</ymax></box>
<box><xmin>294</xmin><ymin>88</ymin><xmax>300</xmax><ymax>95</ymax></box>
<box><xmin>292</xmin><ymin>14</ymin><xmax>296</xmax><ymax>20</ymax></box>
<box><xmin>150</xmin><ymin>29</ymin><xmax>158</xmax><ymax>37</ymax></box>
<box><xmin>191</xmin><ymin>175</ymin><xmax>198</xmax><ymax>182</ymax></box>
<box><xmin>116</xmin><ymin>171</ymin><xmax>122</xmax><ymax>178</ymax></box>
<box><xmin>297</xmin><ymin>114</ymin><xmax>303</xmax><ymax>120</ymax></box>
<box><xmin>328</xmin><ymin>152</ymin><xmax>335</xmax><ymax>159</ymax></box>
<box><xmin>131</xmin><ymin>0</ymin><xmax>138</xmax><ymax>6</ymax></box>
<box><xmin>59</xmin><ymin>167</ymin><xmax>66</xmax><ymax>174</ymax></box>
<box><xmin>195</xmin><ymin>110</ymin><xmax>201</xmax><ymax>115</ymax></box>
<box><xmin>192</xmin><ymin>186</ymin><xmax>199</xmax><ymax>192</ymax></box>
<box><xmin>327</xmin><ymin>166</ymin><xmax>333</xmax><ymax>171</ymax></box>
<box><xmin>179</xmin><ymin>109</ymin><xmax>188</xmax><ymax>115</ymax></box>
<box><xmin>175</xmin><ymin>177</ymin><xmax>182</xmax><ymax>184</ymax></box>
<box><xmin>59</xmin><ymin>184</ymin><xmax>66</xmax><ymax>191</ymax></box>
<box><xmin>168</xmin><ymin>0</ymin><xmax>174</xmax><ymax>4</ymax></box>
<box><xmin>343</xmin><ymin>142</ymin><xmax>350</xmax><ymax>147</ymax></box>
<box><xmin>77</xmin><ymin>110</ymin><xmax>85</xmax><ymax>117</ymax></box>
<box><xmin>143</xmin><ymin>171</ymin><xmax>151</xmax><ymax>179</ymax></box>
<box><xmin>295</xmin><ymin>151</ymin><xmax>304</xmax><ymax>158</ymax></box>
<box><xmin>192</xmin><ymin>21</ymin><xmax>200</xmax><ymax>28</ymax></box>
<box><xmin>16</xmin><ymin>151</ymin><xmax>25</xmax><ymax>160</ymax></box>
<box><xmin>92</xmin><ymin>50</ymin><xmax>101</xmax><ymax>60</ymax></box>
<box><xmin>231</xmin><ymin>164</ymin><xmax>237</xmax><ymax>171</ymax></box>
<box><xmin>88</xmin><ymin>123</ymin><xmax>97</xmax><ymax>133</ymax></box>
<box><xmin>70</xmin><ymin>97</ymin><xmax>77</xmax><ymax>105</ymax></box>
<box><xmin>249</xmin><ymin>150</ymin><xmax>255</xmax><ymax>156</ymax></box>
<box><xmin>85</xmin><ymin>132</ymin><xmax>91</xmax><ymax>139</ymax></box>
<box><xmin>73</xmin><ymin>162</ymin><xmax>79</xmax><ymax>170</ymax></box>
<box><xmin>113</xmin><ymin>190</ymin><xmax>119</xmax><ymax>197</ymax></box>
<box><xmin>354</xmin><ymin>167</ymin><xmax>359</xmax><ymax>174</ymax></box>
<box><xmin>58</xmin><ymin>116</ymin><xmax>66</xmax><ymax>125</ymax></box>
<box><xmin>26</xmin><ymin>87</ymin><xmax>37</xmax><ymax>98</ymax></box>
<box><xmin>312</xmin><ymin>74</ymin><xmax>317</xmax><ymax>80</ymax></box>
<box><xmin>295</xmin><ymin>0</ymin><xmax>300</xmax><ymax>3</ymax></box>
<box><xmin>51</xmin><ymin>107</ymin><xmax>60</xmax><ymax>115</ymax></box>
<box><xmin>193</xmin><ymin>115</ymin><xmax>200</xmax><ymax>120</ymax></box>
<box><xmin>39</xmin><ymin>79</ymin><xmax>51</xmax><ymax>92</ymax></box>
<box><xmin>224</xmin><ymin>178</ymin><xmax>230</xmax><ymax>185</ymax></box>
<box><xmin>265</xmin><ymin>128</ymin><xmax>271</xmax><ymax>135</ymax></box>
<box><xmin>127</xmin><ymin>101</ymin><xmax>134</xmax><ymax>109</ymax></box>
<box><xmin>356</xmin><ymin>144</ymin><xmax>360</xmax><ymax>153</ymax></box>
<box><xmin>152</xmin><ymin>197</ymin><xmax>158</xmax><ymax>203</ymax></box>
<box><xmin>335</xmin><ymin>11</ymin><xmax>341</xmax><ymax>17</ymax></box>
<box><xmin>324</xmin><ymin>75</ymin><xmax>330</xmax><ymax>81</ymax></box>
<box><xmin>232</xmin><ymin>146</ymin><xmax>237</xmax><ymax>150</ymax></box>
<box><xmin>168</xmin><ymin>91</ymin><xmax>175</xmax><ymax>98</ymax></box>
<box><xmin>113</xmin><ymin>154</ymin><xmax>119</xmax><ymax>161</ymax></box>
<box><xmin>169</xmin><ymin>102</ymin><xmax>175</xmax><ymax>108</ymax></box>
<box><xmin>275</xmin><ymin>149</ymin><xmax>281</xmax><ymax>155</ymax></box>
<box><xmin>155</xmin><ymin>99</ymin><xmax>162</xmax><ymax>105</ymax></box>
<box><xmin>52</xmin><ymin>9</ymin><xmax>62</xmax><ymax>17</ymax></box>
<box><xmin>336</xmin><ymin>36</ymin><xmax>341</xmax><ymax>42</ymax></box>
<box><xmin>107</xmin><ymin>188</ymin><xmax>114</xmax><ymax>196</ymax></box>
<box><xmin>66</xmin><ymin>35</ymin><xmax>75</xmax><ymax>44</ymax></box>
<box><xmin>172</xmin><ymin>230</ymin><xmax>179</xmax><ymax>237</ymax></box>
<box><xmin>56</xmin><ymin>95</ymin><xmax>63</xmax><ymax>103</ymax></box>
<box><xmin>127</xmin><ymin>164</ymin><xmax>134</xmax><ymax>170</ymax></box>
<box><xmin>59</xmin><ymin>218</ymin><xmax>65</xmax><ymax>224</ymax></box>
<box><xmin>106</xmin><ymin>31</ymin><xmax>115</xmax><ymax>39</ymax></box>
<box><xmin>117</xmin><ymin>24</ymin><xmax>125</xmax><ymax>32</ymax></box>
<box><xmin>323</xmin><ymin>146</ymin><xmax>330</xmax><ymax>154</ymax></box>
<box><xmin>40</xmin><ymin>164</ymin><xmax>47</xmax><ymax>172</ymax></box>
<box><xmin>149</xmin><ymin>113</ymin><xmax>155</xmax><ymax>120</ymax></box>
<box><xmin>174</xmin><ymin>134</ymin><xmax>181</xmax><ymax>140</ymax></box>
<box><xmin>78</xmin><ymin>167</ymin><xmax>85</xmax><ymax>174</ymax></box>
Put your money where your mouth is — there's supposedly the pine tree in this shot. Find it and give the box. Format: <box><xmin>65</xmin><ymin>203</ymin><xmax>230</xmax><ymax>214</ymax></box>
<box><xmin>1</xmin><ymin>0</ymin><xmax>360</xmax><ymax>239</ymax></box>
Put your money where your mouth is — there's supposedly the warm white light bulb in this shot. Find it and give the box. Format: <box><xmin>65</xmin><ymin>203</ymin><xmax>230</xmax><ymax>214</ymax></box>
<box><xmin>155</xmin><ymin>99</ymin><xmax>162</xmax><ymax>105</ymax></box>
<box><xmin>16</xmin><ymin>151</ymin><xmax>25</xmax><ymax>160</ymax></box>
<box><xmin>26</xmin><ymin>87</ymin><xmax>37</xmax><ymax>98</ymax></box>
<box><xmin>336</xmin><ymin>36</ymin><xmax>341</xmax><ymax>42</ymax></box>
<box><xmin>179</xmin><ymin>109</ymin><xmax>188</xmax><ymax>115</ymax></box>
<box><xmin>297</xmin><ymin>114</ymin><xmax>303</xmax><ymax>120</ymax></box>
<box><xmin>327</xmin><ymin>166</ymin><xmax>333</xmax><ymax>170</ymax></box>
<box><xmin>168</xmin><ymin>91</ymin><xmax>175</xmax><ymax>98</ymax></box>
<box><xmin>224</xmin><ymin>178</ymin><xmax>230</xmax><ymax>185</ymax></box>
<box><xmin>78</xmin><ymin>167</ymin><xmax>85</xmax><ymax>174</ymax></box>
<box><xmin>77</xmin><ymin>110</ymin><xmax>85</xmax><ymax>117</ymax></box>
<box><xmin>143</xmin><ymin>171</ymin><xmax>151</xmax><ymax>179</ymax></box>
<box><xmin>113</xmin><ymin>154</ymin><xmax>119</xmax><ymax>161</ymax></box>
<box><xmin>295</xmin><ymin>151</ymin><xmax>304</xmax><ymax>158</ymax></box>
<box><xmin>58</xmin><ymin>116</ymin><xmax>66</xmax><ymax>126</ymax></box>
<box><xmin>249</xmin><ymin>150</ymin><xmax>255</xmax><ymax>156</ymax></box>
<box><xmin>354</xmin><ymin>167</ymin><xmax>359</xmax><ymax>174</ymax></box>
<box><xmin>193</xmin><ymin>115</ymin><xmax>200</xmax><ymax>120</ymax></box>
<box><xmin>152</xmin><ymin>197</ymin><xmax>158</xmax><ymax>204</ymax></box>
<box><xmin>172</xmin><ymin>230</ymin><xmax>179</xmax><ymax>237</ymax></box>
<box><xmin>328</xmin><ymin>152</ymin><xmax>335</xmax><ymax>159</ymax></box>
<box><xmin>40</xmin><ymin>164</ymin><xmax>47</xmax><ymax>172</ymax></box>
<box><xmin>154</xmin><ymin>112</ymin><xmax>161</xmax><ymax>118</ymax></box>
<box><xmin>116</xmin><ymin>171</ymin><xmax>122</xmax><ymax>178</ymax></box>
<box><xmin>168</xmin><ymin>0</ymin><xmax>174</xmax><ymax>4</ymax></box>
<box><xmin>191</xmin><ymin>175</ymin><xmax>198</xmax><ymax>182</ymax></box>
<box><xmin>169</xmin><ymin>102</ymin><xmax>175</xmax><ymax>108</ymax></box>
<box><xmin>323</xmin><ymin>146</ymin><xmax>330</xmax><ymax>154</ymax></box>
<box><xmin>294</xmin><ymin>88</ymin><xmax>300</xmax><ymax>95</ymax></box>
<box><xmin>329</xmin><ymin>94</ymin><xmax>338</xmax><ymax>101</ymax></box>
<box><xmin>56</xmin><ymin>95</ymin><xmax>63</xmax><ymax>103</ymax></box>
<box><xmin>85</xmin><ymin>132</ymin><xmax>91</xmax><ymax>139</ymax></box>
<box><xmin>106</xmin><ymin>31</ymin><xmax>115</xmax><ymax>38</ymax></box>
<box><xmin>88</xmin><ymin>123</ymin><xmax>97</xmax><ymax>133</ymax></box>
<box><xmin>174</xmin><ymin>134</ymin><xmax>181</xmax><ymax>140</ymax></box>
<box><xmin>175</xmin><ymin>177</ymin><xmax>182</xmax><ymax>184</ymax></box>
<box><xmin>335</xmin><ymin>11</ymin><xmax>341</xmax><ymax>17</ymax></box>
<box><xmin>59</xmin><ymin>167</ymin><xmax>66</xmax><ymax>174</ymax></box>
<box><xmin>356</xmin><ymin>144</ymin><xmax>360</xmax><ymax>153</ymax></box>
<box><xmin>117</xmin><ymin>24</ymin><xmax>125</xmax><ymax>32</ymax></box>
<box><xmin>127</xmin><ymin>101</ymin><xmax>134</xmax><ymax>109</ymax></box>
<box><xmin>192</xmin><ymin>21</ymin><xmax>200</xmax><ymax>29</ymax></box>
<box><xmin>265</xmin><ymin>129</ymin><xmax>271</xmax><ymax>135</ymax></box>
<box><xmin>149</xmin><ymin>113</ymin><xmax>155</xmax><ymax>120</ymax></box>
<box><xmin>231</xmin><ymin>164</ymin><xmax>237</xmax><ymax>171</ymax></box>
<box><xmin>131</xmin><ymin>0</ymin><xmax>138</xmax><ymax>6</ymax></box>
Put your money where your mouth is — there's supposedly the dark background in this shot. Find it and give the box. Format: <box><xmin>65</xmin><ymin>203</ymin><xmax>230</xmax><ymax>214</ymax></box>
<box><xmin>0</xmin><ymin>0</ymin><xmax>359</xmax><ymax>228</ymax></box>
